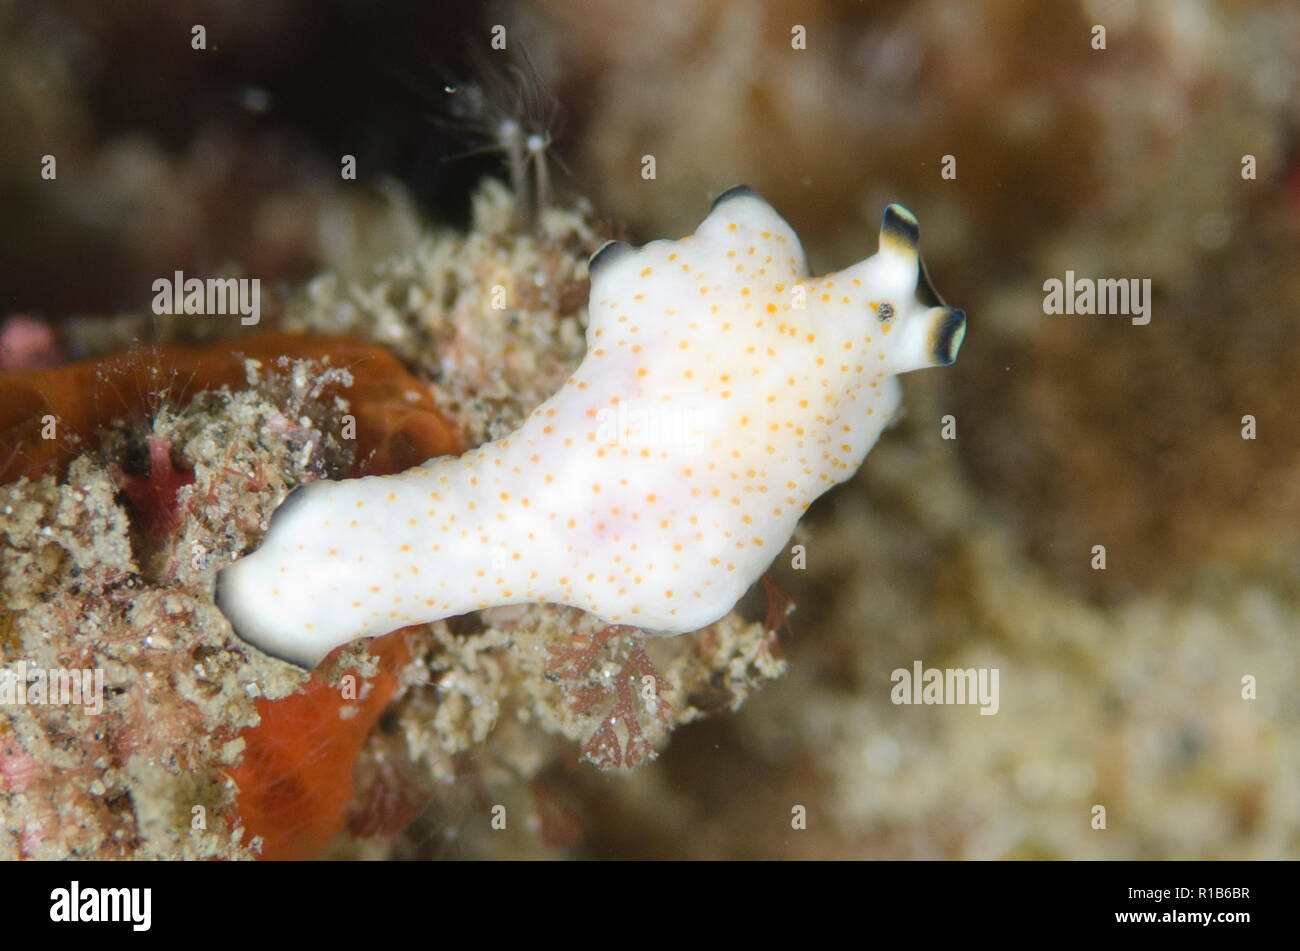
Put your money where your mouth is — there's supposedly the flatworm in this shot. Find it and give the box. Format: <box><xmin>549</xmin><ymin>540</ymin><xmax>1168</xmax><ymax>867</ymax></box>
<box><xmin>216</xmin><ymin>187</ymin><xmax>965</xmax><ymax>667</ymax></box>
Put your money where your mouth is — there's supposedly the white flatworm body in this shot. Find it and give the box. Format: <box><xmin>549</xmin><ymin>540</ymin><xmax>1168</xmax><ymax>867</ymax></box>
<box><xmin>216</xmin><ymin>187</ymin><xmax>965</xmax><ymax>667</ymax></box>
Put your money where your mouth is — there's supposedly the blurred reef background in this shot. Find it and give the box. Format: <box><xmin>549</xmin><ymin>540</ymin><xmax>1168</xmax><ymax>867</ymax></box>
<box><xmin>1</xmin><ymin>0</ymin><xmax>1298</xmax><ymax>858</ymax></box>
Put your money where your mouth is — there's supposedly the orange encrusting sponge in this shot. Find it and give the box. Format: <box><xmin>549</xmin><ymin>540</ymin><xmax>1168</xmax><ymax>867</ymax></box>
<box><xmin>229</xmin><ymin>630</ymin><xmax>411</xmax><ymax>860</ymax></box>
<box><xmin>0</xmin><ymin>333</ymin><xmax>463</xmax><ymax>484</ymax></box>
<box><xmin>0</xmin><ymin>333</ymin><xmax>463</xmax><ymax>859</ymax></box>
